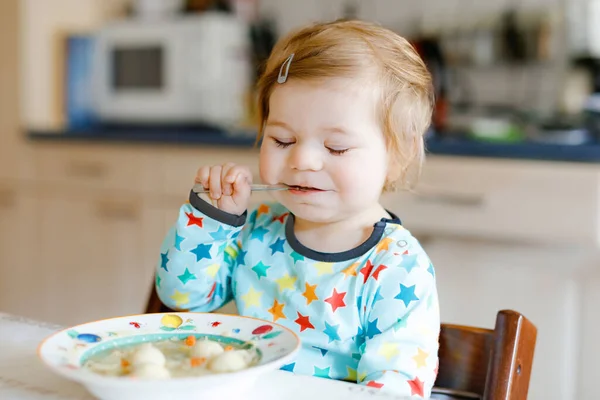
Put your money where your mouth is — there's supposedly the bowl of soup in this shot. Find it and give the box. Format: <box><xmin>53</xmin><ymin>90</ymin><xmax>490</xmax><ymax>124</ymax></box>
<box><xmin>38</xmin><ymin>312</ymin><xmax>300</xmax><ymax>400</ymax></box>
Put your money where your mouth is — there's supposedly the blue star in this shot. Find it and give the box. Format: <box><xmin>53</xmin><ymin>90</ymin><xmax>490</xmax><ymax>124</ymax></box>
<box><xmin>231</xmin><ymin>230</ymin><xmax>241</xmax><ymax>239</ymax></box>
<box><xmin>395</xmin><ymin>284</ymin><xmax>419</xmax><ymax>307</ymax></box>
<box><xmin>209</xmin><ymin>226</ymin><xmax>230</xmax><ymax>241</ymax></box>
<box><xmin>177</xmin><ymin>268</ymin><xmax>197</xmax><ymax>285</ymax></box>
<box><xmin>250</xmin><ymin>226</ymin><xmax>269</xmax><ymax>242</ymax></box>
<box><xmin>236</xmin><ymin>249</ymin><xmax>247</xmax><ymax>266</ymax></box>
<box><xmin>372</xmin><ymin>286</ymin><xmax>384</xmax><ymax>306</ymax></box>
<box><xmin>401</xmin><ymin>254</ymin><xmax>419</xmax><ymax>273</ymax></box>
<box><xmin>313</xmin><ymin>346</ymin><xmax>328</xmax><ymax>356</ymax></box>
<box><xmin>290</xmin><ymin>251</ymin><xmax>304</xmax><ymax>264</ymax></box>
<box><xmin>269</xmin><ymin>238</ymin><xmax>286</xmax><ymax>255</ymax></box>
<box><xmin>214</xmin><ymin>282</ymin><xmax>224</xmax><ymax>300</ymax></box>
<box><xmin>191</xmin><ymin>243</ymin><xmax>212</xmax><ymax>262</ymax></box>
<box><xmin>251</xmin><ymin>261</ymin><xmax>271</xmax><ymax>279</ymax></box>
<box><xmin>394</xmin><ymin>317</ymin><xmax>409</xmax><ymax>331</ymax></box>
<box><xmin>323</xmin><ymin>321</ymin><xmax>341</xmax><ymax>343</ymax></box>
<box><xmin>160</xmin><ymin>252</ymin><xmax>169</xmax><ymax>271</ymax></box>
<box><xmin>352</xmin><ymin>353</ymin><xmax>361</xmax><ymax>360</ymax></box>
<box><xmin>427</xmin><ymin>262</ymin><xmax>435</xmax><ymax>277</ymax></box>
<box><xmin>314</xmin><ymin>366</ymin><xmax>331</xmax><ymax>379</ymax></box>
<box><xmin>280</xmin><ymin>362</ymin><xmax>295</xmax><ymax>372</ymax></box>
<box><xmin>365</xmin><ymin>318</ymin><xmax>382</xmax><ymax>340</ymax></box>
<box><xmin>174</xmin><ymin>231</ymin><xmax>184</xmax><ymax>251</ymax></box>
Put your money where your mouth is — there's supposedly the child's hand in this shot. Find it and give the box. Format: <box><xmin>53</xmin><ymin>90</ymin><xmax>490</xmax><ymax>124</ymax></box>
<box><xmin>195</xmin><ymin>163</ymin><xmax>252</xmax><ymax>215</ymax></box>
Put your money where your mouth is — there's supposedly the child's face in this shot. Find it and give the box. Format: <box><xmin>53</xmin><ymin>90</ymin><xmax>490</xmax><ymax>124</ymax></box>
<box><xmin>259</xmin><ymin>78</ymin><xmax>390</xmax><ymax>223</ymax></box>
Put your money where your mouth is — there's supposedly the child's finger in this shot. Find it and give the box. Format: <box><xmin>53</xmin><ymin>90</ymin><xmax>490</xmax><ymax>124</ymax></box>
<box><xmin>232</xmin><ymin>174</ymin><xmax>251</xmax><ymax>205</ymax></box>
<box><xmin>220</xmin><ymin>163</ymin><xmax>236</xmax><ymax>196</ymax></box>
<box><xmin>225</xmin><ymin>165</ymin><xmax>252</xmax><ymax>187</ymax></box>
<box><xmin>209</xmin><ymin>165</ymin><xmax>222</xmax><ymax>199</ymax></box>
<box><xmin>195</xmin><ymin>166</ymin><xmax>211</xmax><ymax>189</ymax></box>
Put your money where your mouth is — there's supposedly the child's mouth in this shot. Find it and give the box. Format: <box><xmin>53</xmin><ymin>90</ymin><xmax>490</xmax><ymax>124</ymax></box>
<box><xmin>286</xmin><ymin>185</ymin><xmax>324</xmax><ymax>193</ymax></box>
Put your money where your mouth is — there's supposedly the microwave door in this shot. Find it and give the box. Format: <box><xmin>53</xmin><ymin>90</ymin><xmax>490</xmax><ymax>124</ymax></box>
<box><xmin>112</xmin><ymin>46</ymin><xmax>164</xmax><ymax>92</ymax></box>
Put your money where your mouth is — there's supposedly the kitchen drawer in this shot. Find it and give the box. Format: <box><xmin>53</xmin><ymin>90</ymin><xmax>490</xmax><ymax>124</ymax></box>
<box><xmin>382</xmin><ymin>157</ymin><xmax>600</xmax><ymax>246</ymax></box>
<box><xmin>161</xmin><ymin>147</ymin><xmax>261</xmax><ymax>197</ymax></box>
<box><xmin>33</xmin><ymin>143</ymin><xmax>162</xmax><ymax>194</ymax></box>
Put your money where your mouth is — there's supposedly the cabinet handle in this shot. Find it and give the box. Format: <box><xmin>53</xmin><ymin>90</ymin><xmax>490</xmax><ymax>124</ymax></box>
<box><xmin>413</xmin><ymin>191</ymin><xmax>485</xmax><ymax>207</ymax></box>
<box><xmin>65</xmin><ymin>161</ymin><xmax>108</xmax><ymax>179</ymax></box>
<box><xmin>0</xmin><ymin>190</ymin><xmax>16</xmax><ymax>209</ymax></box>
<box><xmin>95</xmin><ymin>201</ymin><xmax>139</xmax><ymax>221</ymax></box>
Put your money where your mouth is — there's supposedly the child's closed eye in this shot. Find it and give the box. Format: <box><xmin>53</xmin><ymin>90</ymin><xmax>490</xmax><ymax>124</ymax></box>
<box><xmin>272</xmin><ymin>137</ymin><xmax>295</xmax><ymax>148</ymax></box>
<box><xmin>326</xmin><ymin>147</ymin><xmax>350</xmax><ymax>155</ymax></box>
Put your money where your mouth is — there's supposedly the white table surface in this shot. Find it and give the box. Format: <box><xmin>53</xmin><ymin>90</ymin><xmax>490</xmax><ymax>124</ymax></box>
<box><xmin>0</xmin><ymin>313</ymin><xmax>413</xmax><ymax>400</ymax></box>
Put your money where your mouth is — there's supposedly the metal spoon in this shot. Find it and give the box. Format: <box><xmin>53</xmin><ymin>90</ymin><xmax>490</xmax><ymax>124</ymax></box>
<box><xmin>192</xmin><ymin>183</ymin><xmax>289</xmax><ymax>194</ymax></box>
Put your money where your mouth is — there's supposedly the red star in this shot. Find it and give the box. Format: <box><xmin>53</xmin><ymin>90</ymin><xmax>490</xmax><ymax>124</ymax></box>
<box><xmin>408</xmin><ymin>377</ymin><xmax>424</xmax><ymax>397</ymax></box>
<box><xmin>207</xmin><ymin>282</ymin><xmax>216</xmax><ymax>299</ymax></box>
<box><xmin>403</xmin><ymin>250</ymin><xmax>409</xmax><ymax>255</ymax></box>
<box><xmin>372</xmin><ymin>264</ymin><xmax>387</xmax><ymax>280</ymax></box>
<box><xmin>359</xmin><ymin>260</ymin><xmax>375</xmax><ymax>284</ymax></box>
<box><xmin>186</xmin><ymin>212</ymin><xmax>204</xmax><ymax>228</ymax></box>
<box><xmin>366</xmin><ymin>381</ymin><xmax>384</xmax><ymax>389</ymax></box>
<box><xmin>272</xmin><ymin>212</ymin><xmax>289</xmax><ymax>223</ymax></box>
<box><xmin>210</xmin><ymin>321</ymin><xmax>222</xmax><ymax>327</ymax></box>
<box><xmin>294</xmin><ymin>312</ymin><xmax>314</xmax><ymax>332</ymax></box>
<box><xmin>324</xmin><ymin>288</ymin><xmax>346</xmax><ymax>313</ymax></box>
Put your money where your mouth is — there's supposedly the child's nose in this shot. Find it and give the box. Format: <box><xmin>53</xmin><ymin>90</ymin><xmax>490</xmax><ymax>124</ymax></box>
<box><xmin>289</xmin><ymin>145</ymin><xmax>323</xmax><ymax>171</ymax></box>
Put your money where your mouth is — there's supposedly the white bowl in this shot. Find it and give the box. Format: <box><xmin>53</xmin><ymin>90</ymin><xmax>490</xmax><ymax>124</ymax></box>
<box><xmin>38</xmin><ymin>312</ymin><xmax>300</xmax><ymax>400</ymax></box>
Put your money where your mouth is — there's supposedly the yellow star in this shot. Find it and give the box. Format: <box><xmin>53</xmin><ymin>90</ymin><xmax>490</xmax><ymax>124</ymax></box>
<box><xmin>241</xmin><ymin>286</ymin><xmax>262</xmax><ymax>308</ymax></box>
<box><xmin>170</xmin><ymin>290</ymin><xmax>190</xmax><ymax>308</ymax></box>
<box><xmin>224</xmin><ymin>246</ymin><xmax>237</xmax><ymax>260</ymax></box>
<box><xmin>302</xmin><ymin>282</ymin><xmax>319</xmax><ymax>305</ymax></box>
<box><xmin>267</xmin><ymin>299</ymin><xmax>286</xmax><ymax>322</ymax></box>
<box><xmin>342</xmin><ymin>262</ymin><xmax>359</xmax><ymax>279</ymax></box>
<box><xmin>378</xmin><ymin>342</ymin><xmax>400</xmax><ymax>361</ymax></box>
<box><xmin>413</xmin><ymin>348</ymin><xmax>429</xmax><ymax>368</ymax></box>
<box><xmin>275</xmin><ymin>274</ymin><xmax>297</xmax><ymax>292</ymax></box>
<box><xmin>205</xmin><ymin>263</ymin><xmax>221</xmax><ymax>278</ymax></box>
<box><xmin>358</xmin><ymin>371</ymin><xmax>367</xmax><ymax>383</ymax></box>
<box><xmin>314</xmin><ymin>262</ymin><xmax>334</xmax><ymax>276</ymax></box>
<box><xmin>376</xmin><ymin>237</ymin><xmax>393</xmax><ymax>253</ymax></box>
<box><xmin>257</xmin><ymin>204</ymin><xmax>270</xmax><ymax>216</ymax></box>
<box><xmin>346</xmin><ymin>366</ymin><xmax>357</xmax><ymax>382</ymax></box>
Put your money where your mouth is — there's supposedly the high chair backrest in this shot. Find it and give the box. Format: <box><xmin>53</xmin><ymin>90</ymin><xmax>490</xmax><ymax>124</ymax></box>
<box><xmin>432</xmin><ymin>310</ymin><xmax>537</xmax><ymax>400</ymax></box>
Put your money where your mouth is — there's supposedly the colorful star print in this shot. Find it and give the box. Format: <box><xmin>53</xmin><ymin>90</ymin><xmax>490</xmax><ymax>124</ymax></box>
<box><xmin>323</xmin><ymin>321</ymin><xmax>341</xmax><ymax>343</ymax></box>
<box><xmin>191</xmin><ymin>243</ymin><xmax>212</xmax><ymax>261</ymax></box>
<box><xmin>160</xmin><ymin>252</ymin><xmax>169</xmax><ymax>271</ymax></box>
<box><xmin>269</xmin><ymin>238</ymin><xmax>286</xmax><ymax>255</ymax></box>
<box><xmin>295</xmin><ymin>312</ymin><xmax>314</xmax><ymax>332</ymax></box>
<box><xmin>324</xmin><ymin>289</ymin><xmax>346</xmax><ymax>313</ymax></box>
<box><xmin>302</xmin><ymin>282</ymin><xmax>319</xmax><ymax>305</ymax></box>
<box><xmin>177</xmin><ymin>268</ymin><xmax>197</xmax><ymax>285</ymax></box>
<box><xmin>252</xmin><ymin>261</ymin><xmax>271</xmax><ymax>279</ymax></box>
<box><xmin>156</xmin><ymin>201</ymin><xmax>439</xmax><ymax>398</ymax></box>
<box><xmin>395</xmin><ymin>284</ymin><xmax>419</xmax><ymax>307</ymax></box>
<box><xmin>185</xmin><ymin>212</ymin><xmax>203</xmax><ymax>228</ymax></box>
<box><xmin>268</xmin><ymin>299</ymin><xmax>286</xmax><ymax>322</ymax></box>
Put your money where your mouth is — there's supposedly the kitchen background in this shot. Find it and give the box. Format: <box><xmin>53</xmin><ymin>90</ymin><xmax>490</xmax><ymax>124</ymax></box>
<box><xmin>2</xmin><ymin>0</ymin><xmax>600</xmax><ymax>399</ymax></box>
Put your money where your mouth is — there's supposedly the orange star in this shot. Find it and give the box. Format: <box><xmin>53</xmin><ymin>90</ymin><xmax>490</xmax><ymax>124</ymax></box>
<box><xmin>302</xmin><ymin>282</ymin><xmax>319</xmax><ymax>305</ymax></box>
<box><xmin>413</xmin><ymin>348</ymin><xmax>429</xmax><ymax>368</ymax></box>
<box><xmin>267</xmin><ymin>299</ymin><xmax>286</xmax><ymax>322</ymax></box>
<box><xmin>257</xmin><ymin>204</ymin><xmax>270</xmax><ymax>216</ymax></box>
<box><xmin>185</xmin><ymin>212</ymin><xmax>203</xmax><ymax>228</ymax></box>
<box><xmin>376</xmin><ymin>237</ymin><xmax>393</xmax><ymax>253</ymax></box>
<box><xmin>342</xmin><ymin>263</ymin><xmax>359</xmax><ymax>279</ymax></box>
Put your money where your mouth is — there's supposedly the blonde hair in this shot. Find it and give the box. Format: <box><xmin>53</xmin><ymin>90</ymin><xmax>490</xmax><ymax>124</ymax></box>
<box><xmin>256</xmin><ymin>19</ymin><xmax>434</xmax><ymax>191</ymax></box>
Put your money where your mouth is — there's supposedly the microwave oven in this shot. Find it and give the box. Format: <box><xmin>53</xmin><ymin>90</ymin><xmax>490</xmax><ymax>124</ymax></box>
<box><xmin>91</xmin><ymin>13</ymin><xmax>252</xmax><ymax>127</ymax></box>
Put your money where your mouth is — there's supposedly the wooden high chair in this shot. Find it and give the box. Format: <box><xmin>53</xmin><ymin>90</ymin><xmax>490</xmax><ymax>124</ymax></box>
<box><xmin>145</xmin><ymin>283</ymin><xmax>536</xmax><ymax>400</ymax></box>
<box><xmin>432</xmin><ymin>310</ymin><xmax>537</xmax><ymax>400</ymax></box>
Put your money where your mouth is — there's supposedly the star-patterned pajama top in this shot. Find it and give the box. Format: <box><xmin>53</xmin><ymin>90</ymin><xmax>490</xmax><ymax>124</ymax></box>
<box><xmin>156</xmin><ymin>190</ymin><xmax>440</xmax><ymax>398</ymax></box>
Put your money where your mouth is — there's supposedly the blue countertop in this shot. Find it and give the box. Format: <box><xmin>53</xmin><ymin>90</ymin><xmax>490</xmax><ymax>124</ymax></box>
<box><xmin>27</xmin><ymin>126</ymin><xmax>600</xmax><ymax>163</ymax></box>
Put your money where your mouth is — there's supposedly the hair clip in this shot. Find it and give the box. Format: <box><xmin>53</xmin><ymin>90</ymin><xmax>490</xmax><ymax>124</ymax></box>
<box><xmin>277</xmin><ymin>53</ymin><xmax>295</xmax><ymax>84</ymax></box>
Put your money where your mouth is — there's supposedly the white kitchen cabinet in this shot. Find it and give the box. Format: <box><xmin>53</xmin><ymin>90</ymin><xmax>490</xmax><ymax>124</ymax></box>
<box><xmin>0</xmin><ymin>185</ymin><xmax>43</xmax><ymax>320</ymax></box>
<box><xmin>36</xmin><ymin>188</ymin><xmax>156</xmax><ymax>326</ymax></box>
